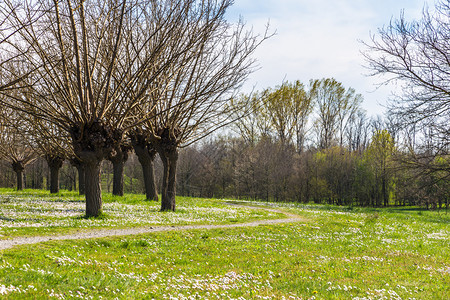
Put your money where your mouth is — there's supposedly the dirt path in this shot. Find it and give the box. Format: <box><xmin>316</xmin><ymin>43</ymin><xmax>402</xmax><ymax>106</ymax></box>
<box><xmin>0</xmin><ymin>204</ymin><xmax>303</xmax><ymax>251</ymax></box>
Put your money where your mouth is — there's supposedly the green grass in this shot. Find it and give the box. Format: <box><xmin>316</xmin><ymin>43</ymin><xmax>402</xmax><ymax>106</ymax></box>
<box><xmin>0</xmin><ymin>191</ymin><xmax>449</xmax><ymax>299</ymax></box>
<box><xmin>0</xmin><ymin>189</ymin><xmax>284</xmax><ymax>240</ymax></box>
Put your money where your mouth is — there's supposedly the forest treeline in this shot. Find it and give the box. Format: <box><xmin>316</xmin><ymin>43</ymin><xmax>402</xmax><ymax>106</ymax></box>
<box><xmin>173</xmin><ymin>78</ymin><xmax>449</xmax><ymax>209</ymax></box>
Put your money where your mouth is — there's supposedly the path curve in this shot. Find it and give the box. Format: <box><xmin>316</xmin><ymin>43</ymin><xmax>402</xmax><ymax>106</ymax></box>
<box><xmin>0</xmin><ymin>204</ymin><xmax>303</xmax><ymax>251</ymax></box>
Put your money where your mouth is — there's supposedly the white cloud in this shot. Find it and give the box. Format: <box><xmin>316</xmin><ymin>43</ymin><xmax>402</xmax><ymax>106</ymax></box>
<box><xmin>227</xmin><ymin>0</ymin><xmax>425</xmax><ymax>115</ymax></box>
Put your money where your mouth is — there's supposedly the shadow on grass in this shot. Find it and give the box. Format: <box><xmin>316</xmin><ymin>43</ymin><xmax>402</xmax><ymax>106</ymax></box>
<box><xmin>75</xmin><ymin>212</ymin><xmax>110</xmax><ymax>220</ymax></box>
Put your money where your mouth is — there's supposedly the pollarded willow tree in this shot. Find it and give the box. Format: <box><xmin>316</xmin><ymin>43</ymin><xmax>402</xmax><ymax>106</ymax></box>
<box><xmin>25</xmin><ymin>116</ymin><xmax>72</xmax><ymax>194</ymax></box>
<box><xmin>0</xmin><ymin>0</ymin><xmax>234</xmax><ymax>216</ymax></box>
<box><xmin>127</xmin><ymin>0</ymin><xmax>259</xmax><ymax>203</ymax></box>
<box><xmin>0</xmin><ymin>107</ymin><xmax>36</xmax><ymax>190</ymax></box>
<box><xmin>129</xmin><ymin>128</ymin><xmax>159</xmax><ymax>201</ymax></box>
<box><xmin>137</xmin><ymin>10</ymin><xmax>269</xmax><ymax>211</ymax></box>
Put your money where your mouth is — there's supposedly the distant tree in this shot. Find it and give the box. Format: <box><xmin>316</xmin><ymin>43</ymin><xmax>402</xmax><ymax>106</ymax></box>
<box><xmin>320</xmin><ymin>147</ymin><xmax>358</xmax><ymax>205</ymax></box>
<box><xmin>27</xmin><ymin>118</ymin><xmax>70</xmax><ymax>194</ymax></box>
<box><xmin>363</xmin><ymin>0</ymin><xmax>450</xmax><ymax>177</ymax></box>
<box><xmin>345</xmin><ymin>110</ymin><xmax>370</xmax><ymax>153</ymax></box>
<box><xmin>0</xmin><ymin>108</ymin><xmax>36</xmax><ymax>190</ymax></box>
<box><xmin>231</xmin><ymin>81</ymin><xmax>312</xmax><ymax>152</ymax></box>
<box><xmin>310</xmin><ymin>78</ymin><xmax>362</xmax><ymax>149</ymax></box>
<box><xmin>291</xmin><ymin>83</ymin><xmax>314</xmax><ymax>153</ymax></box>
<box><xmin>230</xmin><ymin>92</ymin><xmax>269</xmax><ymax>145</ymax></box>
<box><xmin>365</xmin><ymin>130</ymin><xmax>396</xmax><ymax>207</ymax></box>
<box><xmin>264</xmin><ymin>81</ymin><xmax>312</xmax><ymax>150</ymax></box>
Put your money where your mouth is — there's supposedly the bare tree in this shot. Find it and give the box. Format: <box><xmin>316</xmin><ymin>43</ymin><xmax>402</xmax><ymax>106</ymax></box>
<box><xmin>129</xmin><ymin>129</ymin><xmax>159</xmax><ymax>201</ymax></box>
<box><xmin>0</xmin><ymin>0</ymin><xmax>228</xmax><ymax>216</ymax></box>
<box><xmin>0</xmin><ymin>108</ymin><xmax>36</xmax><ymax>190</ymax></box>
<box><xmin>233</xmin><ymin>81</ymin><xmax>313</xmax><ymax>151</ymax></box>
<box><xmin>138</xmin><ymin>6</ymin><xmax>269</xmax><ymax>211</ymax></box>
<box><xmin>230</xmin><ymin>92</ymin><xmax>273</xmax><ymax>145</ymax></box>
<box><xmin>0</xmin><ymin>2</ymin><xmax>38</xmax><ymax>92</ymax></box>
<box><xmin>310</xmin><ymin>78</ymin><xmax>362</xmax><ymax>150</ymax></box>
<box><xmin>265</xmin><ymin>81</ymin><xmax>312</xmax><ymax>150</ymax></box>
<box><xmin>345</xmin><ymin>110</ymin><xmax>370</xmax><ymax>153</ymax></box>
<box><xmin>26</xmin><ymin>117</ymin><xmax>71</xmax><ymax>194</ymax></box>
<box><xmin>363</xmin><ymin>0</ymin><xmax>450</xmax><ymax>175</ymax></box>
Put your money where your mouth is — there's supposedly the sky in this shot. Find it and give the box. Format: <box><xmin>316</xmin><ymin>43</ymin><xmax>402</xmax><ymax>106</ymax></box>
<box><xmin>226</xmin><ymin>0</ymin><xmax>427</xmax><ymax>116</ymax></box>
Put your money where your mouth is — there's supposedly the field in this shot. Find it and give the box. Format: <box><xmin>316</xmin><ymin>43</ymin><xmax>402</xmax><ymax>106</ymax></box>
<box><xmin>0</xmin><ymin>189</ymin><xmax>449</xmax><ymax>299</ymax></box>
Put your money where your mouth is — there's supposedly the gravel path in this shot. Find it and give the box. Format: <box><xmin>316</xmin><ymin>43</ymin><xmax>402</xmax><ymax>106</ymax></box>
<box><xmin>0</xmin><ymin>205</ymin><xmax>303</xmax><ymax>250</ymax></box>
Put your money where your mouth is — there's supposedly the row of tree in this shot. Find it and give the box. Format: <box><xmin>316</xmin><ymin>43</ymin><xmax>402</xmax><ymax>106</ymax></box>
<box><xmin>0</xmin><ymin>0</ymin><xmax>269</xmax><ymax>216</ymax></box>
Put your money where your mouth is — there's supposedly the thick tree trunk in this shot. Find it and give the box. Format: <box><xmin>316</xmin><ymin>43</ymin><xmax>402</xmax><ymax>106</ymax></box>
<box><xmin>133</xmin><ymin>143</ymin><xmax>158</xmax><ymax>201</ymax></box>
<box><xmin>15</xmin><ymin>170</ymin><xmax>24</xmax><ymax>191</ymax></box>
<box><xmin>108</xmin><ymin>145</ymin><xmax>130</xmax><ymax>197</ymax></box>
<box><xmin>84</xmin><ymin>160</ymin><xmax>102</xmax><ymax>217</ymax></box>
<box><xmin>112</xmin><ymin>160</ymin><xmax>124</xmax><ymax>196</ymax></box>
<box><xmin>12</xmin><ymin>161</ymin><xmax>25</xmax><ymax>191</ymax></box>
<box><xmin>49</xmin><ymin>166</ymin><xmax>60</xmax><ymax>194</ymax></box>
<box><xmin>71</xmin><ymin>158</ymin><xmax>86</xmax><ymax>195</ymax></box>
<box><xmin>69</xmin><ymin>120</ymin><xmax>122</xmax><ymax>217</ymax></box>
<box><xmin>76</xmin><ymin>165</ymin><xmax>86</xmax><ymax>195</ymax></box>
<box><xmin>46</xmin><ymin>155</ymin><xmax>64</xmax><ymax>194</ymax></box>
<box><xmin>142</xmin><ymin>157</ymin><xmax>158</xmax><ymax>201</ymax></box>
<box><xmin>159</xmin><ymin>149</ymin><xmax>178</xmax><ymax>211</ymax></box>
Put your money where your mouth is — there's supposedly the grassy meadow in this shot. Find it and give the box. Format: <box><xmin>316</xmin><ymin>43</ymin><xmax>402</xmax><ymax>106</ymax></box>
<box><xmin>0</xmin><ymin>189</ymin><xmax>449</xmax><ymax>299</ymax></box>
<box><xmin>0</xmin><ymin>188</ymin><xmax>282</xmax><ymax>240</ymax></box>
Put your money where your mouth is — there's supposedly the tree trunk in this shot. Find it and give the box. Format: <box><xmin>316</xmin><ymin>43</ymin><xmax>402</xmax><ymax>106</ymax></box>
<box><xmin>49</xmin><ymin>165</ymin><xmax>60</xmax><ymax>193</ymax></box>
<box><xmin>71</xmin><ymin>158</ymin><xmax>86</xmax><ymax>195</ymax></box>
<box><xmin>112</xmin><ymin>160</ymin><xmax>124</xmax><ymax>196</ymax></box>
<box><xmin>75</xmin><ymin>164</ymin><xmax>86</xmax><ymax>195</ymax></box>
<box><xmin>84</xmin><ymin>160</ymin><xmax>102</xmax><ymax>217</ymax></box>
<box><xmin>69</xmin><ymin>120</ymin><xmax>120</xmax><ymax>217</ymax></box>
<box><xmin>134</xmin><ymin>143</ymin><xmax>159</xmax><ymax>201</ymax></box>
<box><xmin>159</xmin><ymin>149</ymin><xmax>178</xmax><ymax>211</ymax></box>
<box><xmin>16</xmin><ymin>171</ymin><xmax>24</xmax><ymax>190</ymax></box>
<box><xmin>12</xmin><ymin>161</ymin><xmax>25</xmax><ymax>191</ymax></box>
<box><xmin>46</xmin><ymin>155</ymin><xmax>64</xmax><ymax>194</ymax></box>
<box><xmin>142</xmin><ymin>157</ymin><xmax>158</xmax><ymax>201</ymax></box>
<box><xmin>15</xmin><ymin>170</ymin><xmax>24</xmax><ymax>191</ymax></box>
<box><xmin>108</xmin><ymin>144</ymin><xmax>130</xmax><ymax>197</ymax></box>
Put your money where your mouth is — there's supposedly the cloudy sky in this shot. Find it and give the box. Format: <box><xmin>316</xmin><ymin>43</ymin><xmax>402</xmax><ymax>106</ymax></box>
<box><xmin>226</xmin><ymin>0</ymin><xmax>427</xmax><ymax>116</ymax></box>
